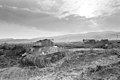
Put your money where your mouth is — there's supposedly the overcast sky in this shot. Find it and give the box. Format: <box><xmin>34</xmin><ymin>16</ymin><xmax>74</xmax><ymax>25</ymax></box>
<box><xmin>0</xmin><ymin>0</ymin><xmax>120</xmax><ymax>39</ymax></box>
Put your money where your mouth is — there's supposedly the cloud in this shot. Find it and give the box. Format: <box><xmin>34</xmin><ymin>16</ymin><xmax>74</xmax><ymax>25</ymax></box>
<box><xmin>0</xmin><ymin>0</ymin><xmax>120</xmax><ymax>34</ymax></box>
<box><xmin>58</xmin><ymin>0</ymin><xmax>120</xmax><ymax>18</ymax></box>
<box><xmin>36</xmin><ymin>0</ymin><xmax>59</xmax><ymax>11</ymax></box>
<box><xmin>0</xmin><ymin>5</ymin><xmax>95</xmax><ymax>33</ymax></box>
<box><xmin>0</xmin><ymin>5</ymin><xmax>3</xmax><ymax>8</ymax></box>
<box><xmin>94</xmin><ymin>12</ymin><xmax>120</xmax><ymax>31</ymax></box>
<box><xmin>0</xmin><ymin>0</ymin><xmax>61</xmax><ymax>16</ymax></box>
<box><xmin>0</xmin><ymin>0</ymin><xmax>120</xmax><ymax>19</ymax></box>
<box><xmin>0</xmin><ymin>22</ymin><xmax>64</xmax><ymax>39</ymax></box>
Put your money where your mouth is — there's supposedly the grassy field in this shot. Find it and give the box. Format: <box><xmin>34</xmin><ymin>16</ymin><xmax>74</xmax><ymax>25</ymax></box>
<box><xmin>0</xmin><ymin>43</ymin><xmax>120</xmax><ymax>80</ymax></box>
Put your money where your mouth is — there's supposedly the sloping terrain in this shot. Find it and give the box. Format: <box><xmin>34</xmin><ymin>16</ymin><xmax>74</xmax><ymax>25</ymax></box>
<box><xmin>1</xmin><ymin>31</ymin><xmax>120</xmax><ymax>43</ymax></box>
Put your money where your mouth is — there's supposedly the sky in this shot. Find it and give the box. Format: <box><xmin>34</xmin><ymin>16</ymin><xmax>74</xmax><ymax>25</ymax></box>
<box><xmin>0</xmin><ymin>0</ymin><xmax>120</xmax><ymax>39</ymax></box>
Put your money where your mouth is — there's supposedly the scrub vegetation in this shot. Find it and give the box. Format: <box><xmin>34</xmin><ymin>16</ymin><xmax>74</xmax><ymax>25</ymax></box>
<box><xmin>0</xmin><ymin>40</ymin><xmax>120</xmax><ymax>80</ymax></box>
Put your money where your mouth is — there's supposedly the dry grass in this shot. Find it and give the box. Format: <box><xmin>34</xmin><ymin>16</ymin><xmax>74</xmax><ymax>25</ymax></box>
<box><xmin>0</xmin><ymin>49</ymin><xmax>120</xmax><ymax>80</ymax></box>
<box><xmin>0</xmin><ymin>66</ymin><xmax>56</xmax><ymax>80</ymax></box>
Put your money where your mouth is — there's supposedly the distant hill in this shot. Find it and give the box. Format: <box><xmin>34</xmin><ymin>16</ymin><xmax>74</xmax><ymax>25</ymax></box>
<box><xmin>51</xmin><ymin>31</ymin><xmax>120</xmax><ymax>42</ymax></box>
<box><xmin>0</xmin><ymin>38</ymin><xmax>32</xmax><ymax>44</ymax></box>
<box><xmin>0</xmin><ymin>31</ymin><xmax>120</xmax><ymax>43</ymax></box>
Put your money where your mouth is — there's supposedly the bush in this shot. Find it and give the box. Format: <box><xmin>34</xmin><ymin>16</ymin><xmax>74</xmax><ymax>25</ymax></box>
<box><xmin>0</xmin><ymin>56</ymin><xmax>9</xmax><ymax>68</ymax></box>
<box><xmin>0</xmin><ymin>44</ymin><xmax>27</xmax><ymax>68</ymax></box>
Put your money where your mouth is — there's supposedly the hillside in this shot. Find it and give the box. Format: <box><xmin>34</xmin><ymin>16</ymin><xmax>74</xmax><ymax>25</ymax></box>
<box><xmin>52</xmin><ymin>31</ymin><xmax>120</xmax><ymax>42</ymax></box>
<box><xmin>0</xmin><ymin>31</ymin><xmax>120</xmax><ymax>43</ymax></box>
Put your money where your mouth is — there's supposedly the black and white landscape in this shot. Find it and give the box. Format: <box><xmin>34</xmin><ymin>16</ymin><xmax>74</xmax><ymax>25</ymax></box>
<box><xmin>0</xmin><ymin>0</ymin><xmax>120</xmax><ymax>80</ymax></box>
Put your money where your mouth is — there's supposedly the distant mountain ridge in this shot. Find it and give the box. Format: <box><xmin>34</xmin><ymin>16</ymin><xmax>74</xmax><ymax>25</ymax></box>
<box><xmin>0</xmin><ymin>31</ymin><xmax>120</xmax><ymax>43</ymax></box>
<box><xmin>50</xmin><ymin>31</ymin><xmax>120</xmax><ymax>42</ymax></box>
